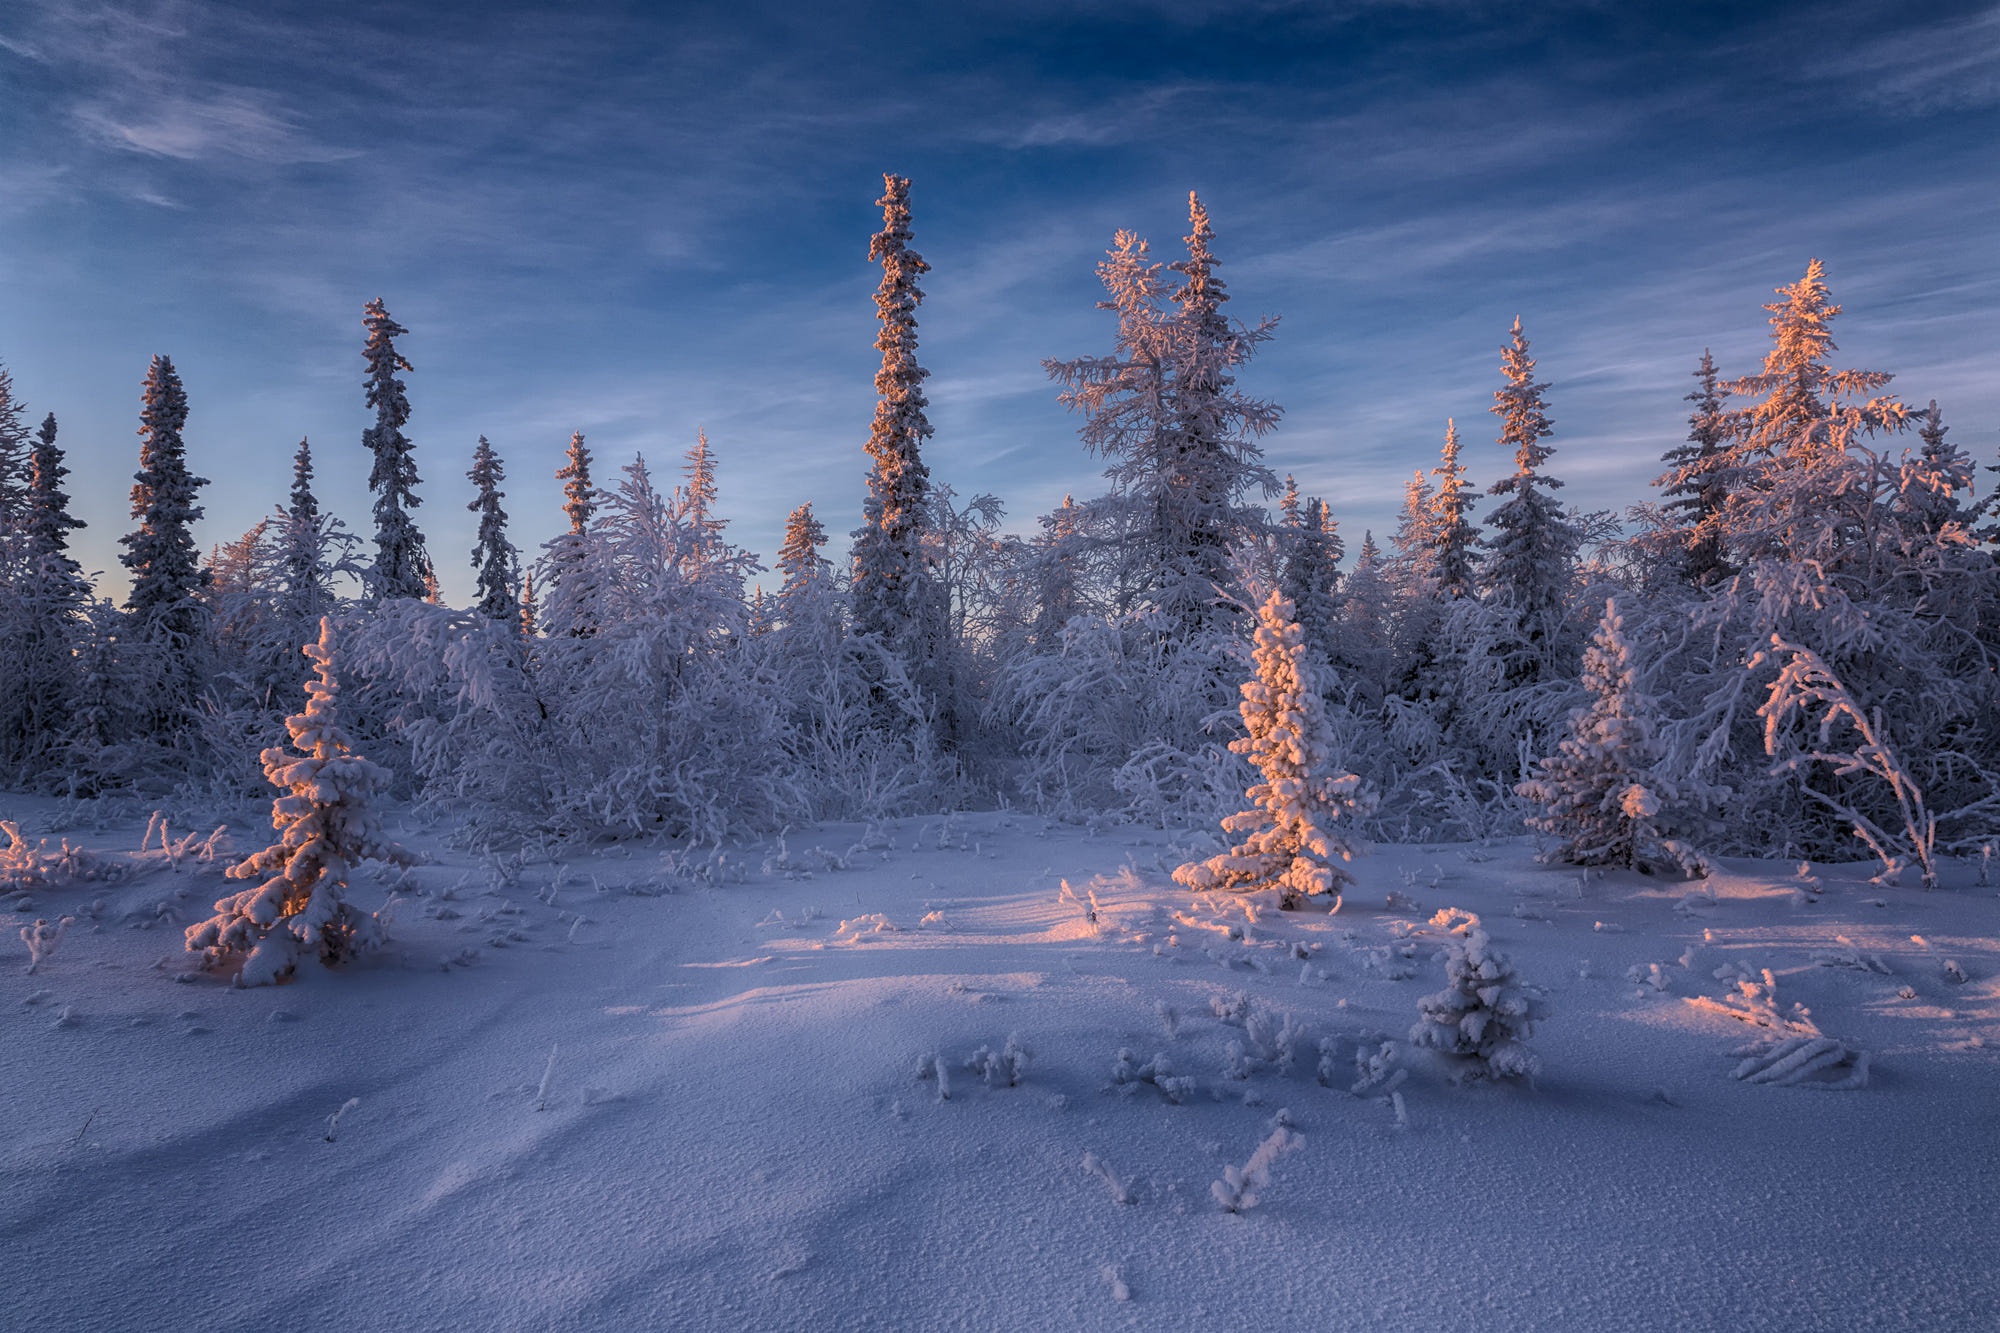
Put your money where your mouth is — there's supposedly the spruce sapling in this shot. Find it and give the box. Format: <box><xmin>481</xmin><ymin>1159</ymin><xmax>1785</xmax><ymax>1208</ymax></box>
<box><xmin>1174</xmin><ymin>589</ymin><xmax>1372</xmax><ymax>909</ymax></box>
<box><xmin>185</xmin><ymin>618</ymin><xmax>409</xmax><ymax>986</ymax></box>
<box><xmin>1410</xmin><ymin>926</ymin><xmax>1547</xmax><ymax>1081</ymax></box>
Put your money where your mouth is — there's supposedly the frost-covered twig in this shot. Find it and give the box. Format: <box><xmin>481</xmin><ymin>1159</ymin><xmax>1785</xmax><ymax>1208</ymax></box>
<box><xmin>536</xmin><ymin>1043</ymin><xmax>560</xmax><ymax>1111</ymax></box>
<box><xmin>324</xmin><ymin>1097</ymin><xmax>360</xmax><ymax>1142</ymax></box>
<box><xmin>1082</xmin><ymin>1152</ymin><xmax>1134</xmax><ymax>1204</ymax></box>
<box><xmin>1911</xmin><ymin>935</ymin><xmax>1967</xmax><ymax>984</ymax></box>
<box><xmin>1212</xmin><ymin>1125</ymin><xmax>1302</xmax><ymax>1213</ymax></box>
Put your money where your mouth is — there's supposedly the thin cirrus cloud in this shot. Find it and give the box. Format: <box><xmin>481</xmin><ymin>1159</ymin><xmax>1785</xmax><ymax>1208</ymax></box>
<box><xmin>0</xmin><ymin>0</ymin><xmax>1994</xmax><ymax>604</ymax></box>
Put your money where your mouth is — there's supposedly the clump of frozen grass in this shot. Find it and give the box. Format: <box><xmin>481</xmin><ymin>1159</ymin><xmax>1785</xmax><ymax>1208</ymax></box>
<box><xmin>1111</xmin><ymin>1048</ymin><xmax>1195</xmax><ymax>1104</ymax></box>
<box><xmin>1082</xmin><ymin>1152</ymin><xmax>1135</xmax><ymax>1205</ymax></box>
<box><xmin>966</xmin><ymin>1034</ymin><xmax>1030</xmax><ymax>1089</ymax></box>
<box><xmin>1411</xmin><ymin>926</ymin><xmax>1547</xmax><ymax>1081</ymax></box>
<box><xmin>20</xmin><ymin>916</ymin><xmax>76</xmax><ymax>974</ymax></box>
<box><xmin>1212</xmin><ymin>1125</ymin><xmax>1303</xmax><ymax>1213</ymax></box>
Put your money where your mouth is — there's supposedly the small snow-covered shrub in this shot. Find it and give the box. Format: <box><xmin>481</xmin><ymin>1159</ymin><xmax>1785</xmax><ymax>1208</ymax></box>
<box><xmin>1</xmin><ymin>822</ymin><xmax>127</xmax><ymax>892</ymax></box>
<box><xmin>1111</xmin><ymin>1048</ymin><xmax>1195</xmax><ymax>1103</ymax></box>
<box><xmin>20</xmin><ymin>916</ymin><xmax>75</xmax><ymax>974</ymax></box>
<box><xmin>966</xmin><ymin>1034</ymin><xmax>1030</xmax><ymax>1088</ymax></box>
<box><xmin>1212</xmin><ymin>1125</ymin><xmax>1302</xmax><ymax>1213</ymax></box>
<box><xmin>185</xmin><ymin>619</ymin><xmax>408</xmax><ymax>986</ymax></box>
<box><xmin>1410</xmin><ymin>926</ymin><xmax>1546</xmax><ymax>1081</ymax></box>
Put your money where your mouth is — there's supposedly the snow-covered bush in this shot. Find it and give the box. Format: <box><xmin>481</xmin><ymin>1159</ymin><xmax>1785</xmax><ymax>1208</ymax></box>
<box><xmin>1174</xmin><ymin>589</ymin><xmax>1373</xmax><ymax>908</ymax></box>
<box><xmin>20</xmin><ymin>915</ymin><xmax>75</xmax><ymax>973</ymax></box>
<box><xmin>186</xmin><ymin>618</ymin><xmax>407</xmax><ymax>986</ymax></box>
<box><xmin>1410</xmin><ymin>925</ymin><xmax>1546</xmax><ymax>1081</ymax></box>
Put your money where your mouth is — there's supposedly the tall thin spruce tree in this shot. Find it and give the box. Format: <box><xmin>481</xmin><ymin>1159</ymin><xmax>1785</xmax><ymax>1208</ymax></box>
<box><xmin>1481</xmin><ymin>319</ymin><xmax>1579</xmax><ymax>684</ymax></box>
<box><xmin>361</xmin><ymin>298</ymin><xmax>433</xmax><ymax>600</ymax></box>
<box><xmin>1655</xmin><ymin>350</ymin><xmax>1734</xmax><ymax>587</ymax></box>
<box><xmin>776</xmin><ymin>500</ymin><xmax>833</xmax><ymax>628</ymax></box>
<box><xmin>1428</xmin><ymin>419</ymin><xmax>1480</xmax><ymax>600</ymax></box>
<box><xmin>122</xmin><ymin>354</ymin><xmax>211</xmax><ymax>740</ymax></box>
<box><xmin>850</xmin><ymin>173</ymin><xmax>937</xmax><ymax>665</ymax></box>
<box><xmin>0</xmin><ymin>363</ymin><xmax>30</xmax><ymax>566</ymax></box>
<box><xmin>1</xmin><ymin>412</ymin><xmax>91</xmax><ymax>772</ymax></box>
<box><xmin>467</xmin><ymin>435</ymin><xmax>518</xmax><ymax>623</ymax></box>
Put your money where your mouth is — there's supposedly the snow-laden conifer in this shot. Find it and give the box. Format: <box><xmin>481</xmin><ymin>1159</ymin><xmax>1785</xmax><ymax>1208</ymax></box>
<box><xmin>187</xmin><ymin>618</ymin><xmax>406</xmax><ymax>986</ymax></box>
<box><xmin>1517</xmin><ymin>598</ymin><xmax>1704</xmax><ymax>875</ymax></box>
<box><xmin>1044</xmin><ymin>197</ymin><xmax>1280</xmax><ymax>631</ymax></box>
<box><xmin>850</xmin><ymin>174</ymin><xmax>938</xmax><ymax>666</ymax></box>
<box><xmin>1410</xmin><ymin>923</ymin><xmax>1546</xmax><ymax>1081</ymax></box>
<box><xmin>541</xmin><ymin>430</ymin><xmax>601</xmax><ymax>637</ymax></box>
<box><xmin>1278</xmin><ymin>497</ymin><xmax>1340</xmax><ymax>661</ymax></box>
<box><xmin>361</xmin><ymin>299</ymin><xmax>433</xmax><ymax>600</ymax></box>
<box><xmin>1173</xmin><ymin>589</ymin><xmax>1372</xmax><ymax>908</ymax></box>
<box><xmin>1654</xmin><ymin>351</ymin><xmax>1734</xmax><ymax>586</ymax></box>
<box><xmin>275</xmin><ymin>438</ymin><xmax>354</xmax><ymax>631</ymax></box>
<box><xmin>1427</xmin><ymin>419</ymin><xmax>1480</xmax><ymax>601</ymax></box>
<box><xmin>775</xmin><ymin>500</ymin><xmax>834</xmax><ymax>633</ymax></box>
<box><xmin>121</xmin><ymin>355</ymin><xmax>211</xmax><ymax>741</ymax></box>
<box><xmin>0</xmin><ymin>413</ymin><xmax>91</xmax><ymax>775</ymax></box>
<box><xmin>467</xmin><ymin>435</ymin><xmax>518</xmax><ymax>623</ymax></box>
<box><xmin>0</xmin><ymin>362</ymin><xmax>29</xmax><ymax>562</ymax></box>
<box><xmin>1481</xmin><ymin>319</ymin><xmax>1579</xmax><ymax>684</ymax></box>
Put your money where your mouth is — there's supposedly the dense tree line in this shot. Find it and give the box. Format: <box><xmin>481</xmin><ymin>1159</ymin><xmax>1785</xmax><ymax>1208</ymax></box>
<box><xmin>2</xmin><ymin>183</ymin><xmax>1993</xmax><ymax>882</ymax></box>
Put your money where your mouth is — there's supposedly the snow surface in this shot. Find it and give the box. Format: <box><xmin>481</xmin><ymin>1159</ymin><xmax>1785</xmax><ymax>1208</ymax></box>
<box><xmin>3</xmin><ymin>800</ymin><xmax>1997</xmax><ymax>1331</ymax></box>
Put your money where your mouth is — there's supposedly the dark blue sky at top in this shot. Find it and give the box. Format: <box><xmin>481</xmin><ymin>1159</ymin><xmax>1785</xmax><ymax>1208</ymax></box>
<box><xmin>2</xmin><ymin>0</ymin><xmax>1996</xmax><ymax>603</ymax></box>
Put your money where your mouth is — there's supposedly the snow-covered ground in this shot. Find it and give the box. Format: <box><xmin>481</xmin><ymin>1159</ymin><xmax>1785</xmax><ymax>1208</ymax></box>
<box><xmin>3</xmin><ymin>800</ymin><xmax>1996</xmax><ymax>1331</ymax></box>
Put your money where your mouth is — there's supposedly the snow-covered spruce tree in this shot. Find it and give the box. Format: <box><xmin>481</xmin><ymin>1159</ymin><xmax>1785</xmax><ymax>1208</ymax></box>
<box><xmin>1517</xmin><ymin>598</ymin><xmax>1704</xmax><ymax>875</ymax></box>
<box><xmin>1018</xmin><ymin>494</ymin><xmax>1095</xmax><ymax>649</ymax></box>
<box><xmin>1480</xmin><ymin>318</ymin><xmax>1580</xmax><ymax>687</ymax></box>
<box><xmin>1428</xmin><ymin>419</ymin><xmax>1480</xmax><ymax>601</ymax></box>
<box><xmin>276</xmin><ymin>437</ymin><xmax>355</xmax><ymax>633</ymax></box>
<box><xmin>775</xmin><ymin>500</ymin><xmax>835</xmax><ymax>633</ymax></box>
<box><xmin>1173</xmin><ymin>589</ymin><xmax>1373</xmax><ymax>909</ymax></box>
<box><xmin>1897</xmin><ymin>400</ymin><xmax>1977</xmax><ymax>540</ymax></box>
<box><xmin>1410</xmin><ymin>925</ymin><xmax>1546</xmax><ymax>1081</ymax></box>
<box><xmin>850</xmin><ymin>174</ymin><xmax>940</xmax><ymax>682</ymax></box>
<box><xmin>1331</xmin><ymin>531</ymin><xmax>1393</xmax><ymax>707</ymax></box>
<box><xmin>361</xmin><ymin>298</ymin><xmax>433</xmax><ymax>601</ymax></box>
<box><xmin>467</xmin><ymin>435</ymin><xmax>518</xmax><ymax>624</ymax></box>
<box><xmin>121</xmin><ymin>354</ymin><xmax>212</xmax><ymax>746</ymax></box>
<box><xmin>187</xmin><ymin>618</ymin><xmax>406</xmax><ymax>986</ymax></box>
<box><xmin>1653</xmin><ymin>350</ymin><xmax>1734</xmax><ymax>588</ymax></box>
<box><xmin>1044</xmin><ymin>198</ymin><xmax>1281</xmax><ymax>632</ymax></box>
<box><xmin>540</xmin><ymin>430</ymin><xmax>601</xmax><ymax>637</ymax></box>
<box><xmin>0</xmin><ymin>362</ymin><xmax>30</xmax><ymax>566</ymax></box>
<box><xmin>1715</xmin><ymin>259</ymin><xmax>1904</xmax><ymax>567</ymax></box>
<box><xmin>1279</xmin><ymin>496</ymin><xmax>1342</xmax><ymax>663</ymax></box>
<box><xmin>0</xmin><ymin>413</ymin><xmax>91</xmax><ymax>777</ymax></box>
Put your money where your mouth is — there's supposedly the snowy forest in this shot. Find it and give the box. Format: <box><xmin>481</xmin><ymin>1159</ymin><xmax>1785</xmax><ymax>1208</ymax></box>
<box><xmin>6</xmin><ymin>172</ymin><xmax>1998</xmax><ymax>1328</ymax></box>
<box><xmin>6</xmin><ymin>179</ymin><xmax>1990</xmax><ymax>897</ymax></box>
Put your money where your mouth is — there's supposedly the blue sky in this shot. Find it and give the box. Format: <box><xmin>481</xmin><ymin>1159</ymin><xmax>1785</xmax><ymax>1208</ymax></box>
<box><xmin>2</xmin><ymin>0</ymin><xmax>1996</xmax><ymax>603</ymax></box>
